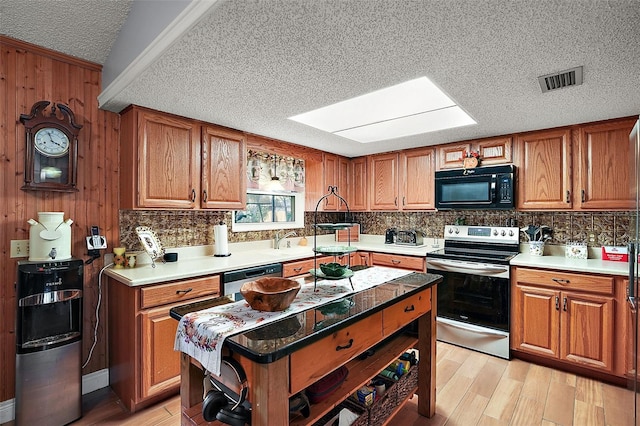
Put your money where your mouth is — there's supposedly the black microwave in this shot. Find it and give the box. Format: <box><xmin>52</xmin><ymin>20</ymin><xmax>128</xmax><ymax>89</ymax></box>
<box><xmin>435</xmin><ymin>165</ymin><xmax>515</xmax><ymax>210</ymax></box>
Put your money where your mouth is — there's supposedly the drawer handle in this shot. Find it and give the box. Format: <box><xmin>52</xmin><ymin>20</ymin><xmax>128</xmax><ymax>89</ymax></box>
<box><xmin>551</xmin><ymin>278</ymin><xmax>570</xmax><ymax>285</ymax></box>
<box><xmin>176</xmin><ymin>288</ymin><xmax>193</xmax><ymax>295</ymax></box>
<box><xmin>293</xmin><ymin>267</ymin><xmax>303</xmax><ymax>272</ymax></box>
<box><xmin>404</xmin><ymin>304</ymin><xmax>415</xmax><ymax>312</ymax></box>
<box><xmin>392</xmin><ymin>259</ymin><xmax>401</xmax><ymax>265</ymax></box>
<box><xmin>336</xmin><ymin>339</ymin><xmax>354</xmax><ymax>351</ymax></box>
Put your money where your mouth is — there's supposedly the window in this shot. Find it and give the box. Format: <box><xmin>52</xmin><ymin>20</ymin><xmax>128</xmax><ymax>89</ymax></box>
<box><xmin>232</xmin><ymin>190</ymin><xmax>304</xmax><ymax>232</ymax></box>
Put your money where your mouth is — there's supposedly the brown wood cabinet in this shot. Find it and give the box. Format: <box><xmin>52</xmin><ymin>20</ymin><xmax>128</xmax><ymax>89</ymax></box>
<box><xmin>201</xmin><ymin>125</ymin><xmax>247</xmax><ymax>210</ymax></box>
<box><xmin>349</xmin><ymin>156</ymin><xmax>368</xmax><ymax>211</ymax></box>
<box><xmin>107</xmin><ymin>275</ymin><xmax>220</xmax><ymax>412</ymax></box>
<box><xmin>283</xmin><ymin>255</ymin><xmax>333</xmax><ymax>278</ymax></box>
<box><xmin>511</xmin><ymin>267</ymin><xmax>616</xmax><ymax>374</ymax></box>
<box><xmin>516</xmin><ymin>128</ymin><xmax>572</xmax><ymax>210</ymax></box>
<box><xmin>120</xmin><ymin>106</ymin><xmax>246</xmax><ymax>210</ymax></box>
<box><xmin>576</xmin><ymin>119</ymin><xmax>635</xmax><ymax>209</ymax></box>
<box><xmin>322</xmin><ymin>153</ymin><xmax>350</xmax><ymax>211</ymax></box>
<box><xmin>371</xmin><ymin>252</ymin><xmax>426</xmax><ymax>272</ymax></box>
<box><xmin>120</xmin><ymin>106</ymin><xmax>201</xmax><ymax>209</ymax></box>
<box><xmin>516</xmin><ymin>118</ymin><xmax>635</xmax><ymax>211</ymax></box>
<box><xmin>369</xmin><ymin>148</ymin><xmax>435</xmax><ymax>211</ymax></box>
<box><xmin>437</xmin><ymin>136</ymin><xmax>512</xmax><ymax>169</ymax></box>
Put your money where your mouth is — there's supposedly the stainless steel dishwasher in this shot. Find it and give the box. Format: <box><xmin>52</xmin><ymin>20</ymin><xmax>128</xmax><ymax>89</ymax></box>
<box><xmin>222</xmin><ymin>263</ymin><xmax>283</xmax><ymax>301</ymax></box>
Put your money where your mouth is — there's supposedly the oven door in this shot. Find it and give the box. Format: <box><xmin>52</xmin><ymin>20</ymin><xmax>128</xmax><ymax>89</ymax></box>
<box><xmin>427</xmin><ymin>257</ymin><xmax>511</xmax><ymax>359</ymax></box>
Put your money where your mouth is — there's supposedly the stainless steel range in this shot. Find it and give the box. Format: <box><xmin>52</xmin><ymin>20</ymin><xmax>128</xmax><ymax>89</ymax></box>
<box><xmin>426</xmin><ymin>225</ymin><xmax>519</xmax><ymax>359</ymax></box>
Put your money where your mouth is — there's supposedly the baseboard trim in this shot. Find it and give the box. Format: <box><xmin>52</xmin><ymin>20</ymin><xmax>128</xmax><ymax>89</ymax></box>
<box><xmin>0</xmin><ymin>368</ymin><xmax>110</xmax><ymax>423</ymax></box>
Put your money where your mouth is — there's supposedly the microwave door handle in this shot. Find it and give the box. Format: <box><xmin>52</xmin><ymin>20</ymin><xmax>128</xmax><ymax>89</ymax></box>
<box><xmin>490</xmin><ymin>180</ymin><xmax>496</xmax><ymax>203</ymax></box>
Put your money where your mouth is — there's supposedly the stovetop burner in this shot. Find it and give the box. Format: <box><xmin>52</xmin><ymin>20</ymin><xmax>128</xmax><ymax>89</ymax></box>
<box><xmin>427</xmin><ymin>225</ymin><xmax>520</xmax><ymax>265</ymax></box>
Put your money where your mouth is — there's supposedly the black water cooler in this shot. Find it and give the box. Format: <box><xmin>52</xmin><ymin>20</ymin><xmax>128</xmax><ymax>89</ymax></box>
<box><xmin>15</xmin><ymin>259</ymin><xmax>83</xmax><ymax>426</ymax></box>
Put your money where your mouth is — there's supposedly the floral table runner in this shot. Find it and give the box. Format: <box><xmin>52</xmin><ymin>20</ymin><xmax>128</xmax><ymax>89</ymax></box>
<box><xmin>174</xmin><ymin>266</ymin><xmax>412</xmax><ymax>375</ymax></box>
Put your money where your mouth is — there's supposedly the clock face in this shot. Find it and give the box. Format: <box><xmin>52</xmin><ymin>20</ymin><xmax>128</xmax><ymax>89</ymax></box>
<box><xmin>34</xmin><ymin>127</ymin><xmax>70</xmax><ymax>157</ymax></box>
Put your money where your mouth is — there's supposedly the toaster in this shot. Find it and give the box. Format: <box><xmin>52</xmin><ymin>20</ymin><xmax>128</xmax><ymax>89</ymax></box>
<box><xmin>395</xmin><ymin>230</ymin><xmax>424</xmax><ymax>246</ymax></box>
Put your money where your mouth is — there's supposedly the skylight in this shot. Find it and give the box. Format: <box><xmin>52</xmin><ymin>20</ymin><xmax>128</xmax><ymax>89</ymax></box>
<box><xmin>289</xmin><ymin>77</ymin><xmax>476</xmax><ymax>143</ymax></box>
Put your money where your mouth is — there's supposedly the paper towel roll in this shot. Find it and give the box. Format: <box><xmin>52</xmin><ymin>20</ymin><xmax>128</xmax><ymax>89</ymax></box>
<box><xmin>214</xmin><ymin>222</ymin><xmax>230</xmax><ymax>257</ymax></box>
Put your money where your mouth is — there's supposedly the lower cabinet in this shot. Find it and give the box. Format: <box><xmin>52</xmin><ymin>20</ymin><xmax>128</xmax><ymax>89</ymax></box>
<box><xmin>511</xmin><ymin>267</ymin><xmax>617</xmax><ymax>375</ymax></box>
<box><xmin>108</xmin><ymin>275</ymin><xmax>220</xmax><ymax>412</ymax></box>
<box><xmin>283</xmin><ymin>255</ymin><xmax>333</xmax><ymax>278</ymax></box>
<box><xmin>371</xmin><ymin>252</ymin><xmax>425</xmax><ymax>272</ymax></box>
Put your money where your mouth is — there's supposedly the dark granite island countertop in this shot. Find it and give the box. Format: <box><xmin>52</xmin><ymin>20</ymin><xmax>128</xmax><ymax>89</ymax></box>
<box><xmin>174</xmin><ymin>270</ymin><xmax>441</xmax><ymax>426</ymax></box>
<box><xmin>170</xmin><ymin>271</ymin><xmax>441</xmax><ymax>364</ymax></box>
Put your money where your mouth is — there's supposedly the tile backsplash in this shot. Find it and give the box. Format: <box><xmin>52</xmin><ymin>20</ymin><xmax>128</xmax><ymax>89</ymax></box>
<box><xmin>119</xmin><ymin>209</ymin><xmax>632</xmax><ymax>251</ymax></box>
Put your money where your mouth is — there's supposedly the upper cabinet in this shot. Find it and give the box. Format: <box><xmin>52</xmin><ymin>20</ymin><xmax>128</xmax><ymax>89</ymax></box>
<box><xmin>322</xmin><ymin>154</ymin><xmax>349</xmax><ymax>211</ymax></box>
<box><xmin>437</xmin><ymin>136</ymin><xmax>512</xmax><ymax>170</ymax></box>
<box><xmin>516</xmin><ymin>128</ymin><xmax>572</xmax><ymax>210</ymax></box>
<box><xmin>576</xmin><ymin>119</ymin><xmax>635</xmax><ymax>210</ymax></box>
<box><xmin>119</xmin><ymin>106</ymin><xmax>246</xmax><ymax>210</ymax></box>
<box><xmin>516</xmin><ymin>118</ymin><xmax>635</xmax><ymax>211</ymax></box>
<box><xmin>201</xmin><ymin>125</ymin><xmax>246</xmax><ymax>210</ymax></box>
<box><xmin>369</xmin><ymin>148</ymin><xmax>435</xmax><ymax>211</ymax></box>
<box><xmin>350</xmin><ymin>157</ymin><xmax>368</xmax><ymax>211</ymax></box>
<box><xmin>120</xmin><ymin>106</ymin><xmax>201</xmax><ymax>209</ymax></box>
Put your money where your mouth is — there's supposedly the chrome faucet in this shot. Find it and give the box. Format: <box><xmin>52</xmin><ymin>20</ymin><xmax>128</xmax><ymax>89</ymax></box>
<box><xmin>274</xmin><ymin>231</ymin><xmax>297</xmax><ymax>249</ymax></box>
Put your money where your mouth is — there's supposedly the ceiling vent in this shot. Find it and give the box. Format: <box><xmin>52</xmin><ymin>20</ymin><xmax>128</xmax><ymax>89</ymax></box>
<box><xmin>538</xmin><ymin>66</ymin><xmax>583</xmax><ymax>93</ymax></box>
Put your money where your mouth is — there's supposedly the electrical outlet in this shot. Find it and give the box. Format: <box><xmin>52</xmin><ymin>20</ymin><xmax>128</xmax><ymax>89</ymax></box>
<box><xmin>10</xmin><ymin>240</ymin><xmax>29</xmax><ymax>258</ymax></box>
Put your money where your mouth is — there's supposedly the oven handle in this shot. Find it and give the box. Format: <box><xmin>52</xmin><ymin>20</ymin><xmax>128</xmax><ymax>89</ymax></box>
<box><xmin>437</xmin><ymin>317</ymin><xmax>508</xmax><ymax>338</ymax></box>
<box><xmin>19</xmin><ymin>289</ymin><xmax>82</xmax><ymax>307</ymax></box>
<box><xmin>427</xmin><ymin>259</ymin><xmax>508</xmax><ymax>274</ymax></box>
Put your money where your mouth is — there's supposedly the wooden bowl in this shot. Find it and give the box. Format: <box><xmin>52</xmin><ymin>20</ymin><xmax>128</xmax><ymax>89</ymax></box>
<box><xmin>240</xmin><ymin>277</ymin><xmax>301</xmax><ymax>312</ymax></box>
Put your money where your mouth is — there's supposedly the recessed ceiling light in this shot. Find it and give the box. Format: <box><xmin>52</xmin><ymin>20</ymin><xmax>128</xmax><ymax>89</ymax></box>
<box><xmin>289</xmin><ymin>76</ymin><xmax>476</xmax><ymax>143</ymax></box>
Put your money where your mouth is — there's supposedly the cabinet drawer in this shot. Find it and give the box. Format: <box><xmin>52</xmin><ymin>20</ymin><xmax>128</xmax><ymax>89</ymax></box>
<box><xmin>383</xmin><ymin>289</ymin><xmax>431</xmax><ymax>336</ymax></box>
<box><xmin>290</xmin><ymin>312</ymin><xmax>383</xmax><ymax>394</ymax></box>
<box><xmin>514</xmin><ymin>268</ymin><xmax>614</xmax><ymax>295</ymax></box>
<box><xmin>140</xmin><ymin>275</ymin><xmax>220</xmax><ymax>309</ymax></box>
<box><xmin>371</xmin><ymin>253</ymin><xmax>425</xmax><ymax>272</ymax></box>
<box><xmin>283</xmin><ymin>256</ymin><xmax>332</xmax><ymax>277</ymax></box>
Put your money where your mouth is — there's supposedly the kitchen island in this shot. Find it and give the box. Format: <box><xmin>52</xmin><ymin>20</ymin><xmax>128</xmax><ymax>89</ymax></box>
<box><xmin>171</xmin><ymin>270</ymin><xmax>441</xmax><ymax>425</ymax></box>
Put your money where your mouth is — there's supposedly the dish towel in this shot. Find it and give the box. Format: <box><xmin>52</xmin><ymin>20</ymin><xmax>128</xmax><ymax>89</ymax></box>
<box><xmin>174</xmin><ymin>266</ymin><xmax>412</xmax><ymax>375</ymax></box>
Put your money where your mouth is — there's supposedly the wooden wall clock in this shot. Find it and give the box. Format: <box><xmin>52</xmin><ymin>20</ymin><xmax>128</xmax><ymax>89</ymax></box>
<box><xmin>20</xmin><ymin>100</ymin><xmax>83</xmax><ymax>192</ymax></box>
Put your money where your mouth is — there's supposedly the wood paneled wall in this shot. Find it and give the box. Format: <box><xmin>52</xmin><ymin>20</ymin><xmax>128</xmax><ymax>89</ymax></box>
<box><xmin>0</xmin><ymin>36</ymin><xmax>121</xmax><ymax>402</ymax></box>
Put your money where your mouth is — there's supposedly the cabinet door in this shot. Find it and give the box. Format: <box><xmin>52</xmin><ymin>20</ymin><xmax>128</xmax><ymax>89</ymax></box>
<box><xmin>369</xmin><ymin>153</ymin><xmax>399</xmax><ymax>210</ymax></box>
<box><xmin>337</xmin><ymin>157</ymin><xmax>350</xmax><ymax>211</ymax></box>
<box><xmin>350</xmin><ymin>157</ymin><xmax>368</xmax><ymax>211</ymax></box>
<box><xmin>323</xmin><ymin>154</ymin><xmax>338</xmax><ymax>210</ymax></box>
<box><xmin>577</xmin><ymin>119</ymin><xmax>635</xmax><ymax>209</ymax></box>
<box><xmin>140</xmin><ymin>305</ymin><xmax>182</xmax><ymax>398</ymax></box>
<box><xmin>511</xmin><ymin>285</ymin><xmax>560</xmax><ymax>358</ymax></box>
<box><xmin>437</xmin><ymin>142</ymin><xmax>471</xmax><ymax>170</ymax></box>
<box><xmin>351</xmin><ymin>251</ymin><xmax>370</xmax><ymax>267</ymax></box>
<box><xmin>516</xmin><ymin>128</ymin><xmax>572</xmax><ymax>210</ymax></box>
<box><xmin>201</xmin><ymin>125</ymin><xmax>246</xmax><ymax>209</ymax></box>
<box><xmin>560</xmin><ymin>291</ymin><xmax>614</xmax><ymax>372</ymax></box>
<box><xmin>136</xmin><ymin>109</ymin><xmax>200</xmax><ymax>209</ymax></box>
<box><xmin>401</xmin><ymin>148</ymin><xmax>435</xmax><ymax>210</ymax></box>
<box><xmin>475</xmin><ymin>136</ymin><xmax>513</xmax><ymax>165</ymax></box>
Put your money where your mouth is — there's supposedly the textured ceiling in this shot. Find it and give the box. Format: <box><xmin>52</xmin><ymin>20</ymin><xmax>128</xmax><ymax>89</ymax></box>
<box><xmin>2</xmin><ymin>0</ymin><xmax>640</xmax><ymax>157</ymax></box>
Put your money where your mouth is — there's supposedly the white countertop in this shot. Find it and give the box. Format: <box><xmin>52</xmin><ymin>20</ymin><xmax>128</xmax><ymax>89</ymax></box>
<box><xmin>511</xmin><ymin>253</ymin><xmax>629</xmax><ymax>276</ymax></box>
<box><xmin>104</xmin><ymin>234</ymin><xmax>630</xmax><ymax>287</ymax></box>
<box><xmin>104</xmin><ymin>234</ymin><xmax>444</xmax><ymax>286</ymax></box>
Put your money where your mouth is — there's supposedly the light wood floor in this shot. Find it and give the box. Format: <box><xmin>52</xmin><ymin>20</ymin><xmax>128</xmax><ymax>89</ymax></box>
<box><xmin>58</xmin><ymin>342</ymin><xmax>634</xmax><ymax>426</ymax></box>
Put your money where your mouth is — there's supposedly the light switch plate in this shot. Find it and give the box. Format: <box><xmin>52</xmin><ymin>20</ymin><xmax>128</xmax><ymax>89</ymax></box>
<box><xmin>10</xmin><ymin>240</ymin><xmax>29</xmax><ymax>258</ymax></box>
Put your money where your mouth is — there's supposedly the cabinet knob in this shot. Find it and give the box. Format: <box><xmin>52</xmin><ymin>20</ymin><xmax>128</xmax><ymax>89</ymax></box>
<box><xmin>566</xmin><ymin>190</ymin><xmax>570</xmax><ymax>203</ymax></box>
<box><xmin>555</xmin><ymin>296</ymin><xmax>560</xmax><ymax>310</ymax></box>
<box><xmin>202</xmin><ymin>190</ymin><xmax>208</xmax><ymax>203</ymax></box>
<box><xmin>581</xmin><ymin>189</ymin><xmax>586</xmax><ymax>203</ymax></box>
<box><xmin>563</xmin><ymin>297</ymin><xmax>568</xmax><ymax>311</ymax></box>
<box><xmin>190</xmin><ymin>189</ymin><xmax>196</xmax><ymax>202</ymax></box>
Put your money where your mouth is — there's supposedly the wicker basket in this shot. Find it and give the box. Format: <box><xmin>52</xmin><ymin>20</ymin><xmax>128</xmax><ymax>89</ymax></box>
<box><xmin>395</xmin><ymin>365</ymin><xmax>419</xmax><ymax>403</ymax></box>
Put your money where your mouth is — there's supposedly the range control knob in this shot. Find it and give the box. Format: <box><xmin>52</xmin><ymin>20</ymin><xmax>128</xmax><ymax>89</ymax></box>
<box><xmin>501</xmin><ymin>230</ymin><xmax>506</xmax><ymax>236</ymax></box>
<box><xmin>509</xmin><ymin>230</ymin><xmax>514</xmax><ymax>236</ymax></box>
<box><xmin>454</xmin><ymin>227</ymin><xmax>460</xmax><ymax>234</ymax></box>
<box><xmin>448</xmin><ymin>227</ymin><xmax>454</xmax><ymax>234</ymax></box>
<box><xmin>493</xmin><ymin>229</ymin><xmax>498</xmax><ymax>236</ymax></box>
